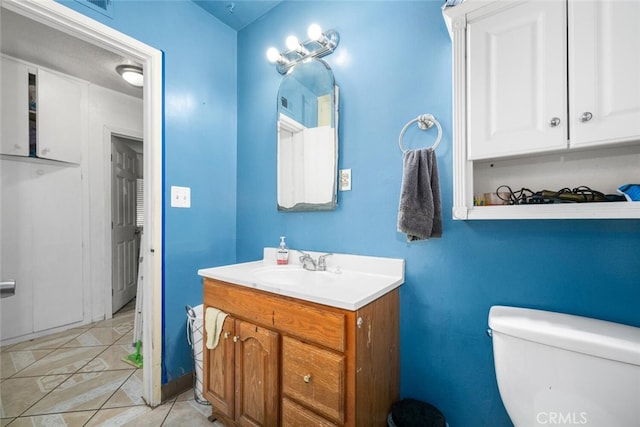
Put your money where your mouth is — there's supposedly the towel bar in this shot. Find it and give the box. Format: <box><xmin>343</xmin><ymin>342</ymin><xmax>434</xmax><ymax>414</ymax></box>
<box><xmin>399</xmin><ymin>114</ymin><xmax>442</xmax><ymax>152</ymax></box>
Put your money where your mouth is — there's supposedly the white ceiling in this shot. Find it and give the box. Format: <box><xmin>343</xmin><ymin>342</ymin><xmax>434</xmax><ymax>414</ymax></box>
<box><xmin>1</xmin><ymin>1</ymin><xmax>283</xmax><ymax>100</ymax></box>
<box><xmin>193</xmin><ymin>0</ymin><xmax>282</xmax><ymax>31</ymax></box>
<box><xmin>1</xmin><ymin>7</ymin><xmax>143</xmax><ymax>99</ymax></box>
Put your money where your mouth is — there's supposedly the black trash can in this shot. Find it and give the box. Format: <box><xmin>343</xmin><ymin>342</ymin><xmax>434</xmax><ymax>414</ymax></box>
<box><xmin>387</xmin><ymin>398</ymin><xmax>447</xmax><ymax>427</ymax></box>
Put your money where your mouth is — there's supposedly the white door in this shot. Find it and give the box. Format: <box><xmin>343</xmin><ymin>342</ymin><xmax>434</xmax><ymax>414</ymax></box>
<box><xmin>569</xmin><ymin>0</ymin><xmax>640</xmax><ymax>148</ymax></box>
<box><xmin>32</xmin><ymin>163</ymin><xmax>83</xmax><ymax>332</ymax></box>
<box><xmin>467</xmin><ymin>0</ymin><xmax>567</xmax><ymax>160</ymax></box>
<box><xmin>0</xmin><ymin>159</ymin><xmax>34</xmax><ymax>340</ymax></box>
<box><xmin>111</xmin><ymin>137</ymin><xmax>140</xmax><ymax>313</ymax></box>
<box><xmin>0</xmin><ymin>160</ymin><xmax>83</xmax><ymax>339</ymax></box>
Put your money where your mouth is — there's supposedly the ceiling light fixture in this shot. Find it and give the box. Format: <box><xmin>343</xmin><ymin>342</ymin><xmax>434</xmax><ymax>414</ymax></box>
<box><xmin>116</xmin><ymin>64</ymin><xmax>144</xmax><ymax>87</ymax></box>
<box><xmin>266</xmin><ymin>24</ymin><xmax>339</xmax><ymax>74</ymax></box>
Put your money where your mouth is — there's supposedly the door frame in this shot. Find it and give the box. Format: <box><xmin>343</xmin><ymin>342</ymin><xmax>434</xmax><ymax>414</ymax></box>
<box><xmin>2</xmin><ymin>0</ymin><xmax>164</xmax><ymax>405</ymax></box>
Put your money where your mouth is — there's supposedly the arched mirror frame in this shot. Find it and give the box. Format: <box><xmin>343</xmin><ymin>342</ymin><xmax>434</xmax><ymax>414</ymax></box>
<box><xmin>276</xmin><ymin>58</ymin><xmax>339</xmax><ymax>212</ymax></box>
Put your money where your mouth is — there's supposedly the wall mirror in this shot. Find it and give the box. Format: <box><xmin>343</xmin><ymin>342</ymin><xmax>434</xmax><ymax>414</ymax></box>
<box><xmin>277</xmin><ymin>58</ymin><xmax>338</xmax><ymax>211</ymax></box>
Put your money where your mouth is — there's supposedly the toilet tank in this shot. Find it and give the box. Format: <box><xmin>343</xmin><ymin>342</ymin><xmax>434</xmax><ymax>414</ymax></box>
<box><xmin>488</xmin><ymin>306</ymin><xmax>640</xmax><ymax>427</ymax></box>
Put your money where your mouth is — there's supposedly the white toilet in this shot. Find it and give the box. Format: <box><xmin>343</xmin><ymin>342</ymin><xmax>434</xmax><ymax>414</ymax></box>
<box><xmin>488</xmin><ymin>305</ymin><xmax>640</xmax><ymax>427</ymax></box>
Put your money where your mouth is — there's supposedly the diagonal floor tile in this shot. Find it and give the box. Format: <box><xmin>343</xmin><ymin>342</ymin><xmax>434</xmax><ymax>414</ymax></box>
<box><xmin>14</xmin><ymin>346</ymin><xmax>107</xmax><ymax>377</ymax></box>
<box><xmin>0</xmin><ymin>374</ymin><xmax>69</xmax><ymax>418</ymax></box>
<box><xmin>161</xmin><ymin>400</ymin><xmax>218</xmax><ymax>427</ymax></box>
<box><xmin>115</xmin><ymin>330</ymin><xmax>135</xmax><ymax>346</ymax></box>
<box><xmin>79</xmin><ymin>345</ymin><xmax>141</xmax><ymax>373</ymax></box>
<box><xmin>91</xmin><ymin>313</ymin><xmax>135</xmax><ymax>331</ymax></box>
<box><xmin>24</xmin><ymin>369</ymin><xmax>134</xmax><ymax>416</ymax></box>
<box><xmin>7</xmin><ymin>328</ymin><xmax>89</xmax><ymax>352</ymax></box>
<box><xmin>85</xmin><ymin>401</ymin><xmax>172</xmax><ymax>427</ymax></box>
<box><xmin>61</xmin><ymin>328</ymin><xmax>127</xmax><ymax>348</ymax></box>
<box><xmin>102</xmin><ymin>369</ymin><xmax>144</xmax><ymax>409</ymax></box>
<box><xmin>0</xmin><ymin>349</ymin><xmax>54</xmax><ymax>379</ymax></box>
<box><xmin>7</xmin><ymin>410</ymin><xmax>96</xmax><ymax>426</ymax></box>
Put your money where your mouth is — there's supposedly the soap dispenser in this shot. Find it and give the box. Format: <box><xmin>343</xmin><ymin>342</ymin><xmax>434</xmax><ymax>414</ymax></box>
<box><xmin>276</xmin><ymin>236</ymin><xmax>289</xmax><ymax>265</ymax></box>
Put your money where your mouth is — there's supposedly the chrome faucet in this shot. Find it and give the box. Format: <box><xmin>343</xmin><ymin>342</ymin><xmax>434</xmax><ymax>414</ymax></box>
<box><xmin>317</xmin><ymin>253</ymin><xmax>332</xmax><ymax>271</ymax></box>
<box><xmin>297</xmin><ymin>251</ymin><xmax>333</xmax><ymax>271</ymax></box>
<box><xmin>298</xmin><ymin>251</ymin><xmax>317</xmax><ymax>271</ymax></box>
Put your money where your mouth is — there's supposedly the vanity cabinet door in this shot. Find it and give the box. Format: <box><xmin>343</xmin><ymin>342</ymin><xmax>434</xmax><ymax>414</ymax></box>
<box><xmin>203</xmin><ymin>316</ymin><xmax>235</xmax><ymax>419</ymax></box>
<box><xmin>467</xmin><ymin>0</ymin><xmax>567</xmax><ymax>160</ymax></box>
<box><xmin>234</xmin><ymin>319</ymin><xmax>279</xmax><ymax>427</ymax></box>
<box><xmin>569</xmin><ymin>0</ymin><xmax>640</xmax><ymax>148</ymax></box>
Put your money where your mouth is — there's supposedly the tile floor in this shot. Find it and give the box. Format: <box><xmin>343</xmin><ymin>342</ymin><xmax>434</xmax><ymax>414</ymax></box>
<box><xmin>0</xmin><ymin>300</ymin><xmax>223</xmax><ymax>426</ymax></box>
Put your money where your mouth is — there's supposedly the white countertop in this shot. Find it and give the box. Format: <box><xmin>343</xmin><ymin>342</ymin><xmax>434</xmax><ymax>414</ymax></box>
<box><xmin>198</xmin><ymin>248</ymin><xmax>405</xmax><ymax>310</ymax></box>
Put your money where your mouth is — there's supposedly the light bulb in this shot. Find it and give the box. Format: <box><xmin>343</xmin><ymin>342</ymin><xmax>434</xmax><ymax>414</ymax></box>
<box><xmin>122</xmin><ymin>71</ymin><xmax>143</xmax><ymax>87</ymax></box>
<box><xmin>116</xmin><ymin>65</ymin><xmax>143</xmax><ymax>87</ymax></box>
<box><xmin>285</xmin><ymin>35</ymin><xmax>300</xmax><ymax>51</ymax></box>
<box><xmin>307</xmin><ymin>24</ymin><xmax>323</xmax><ymax>41</ymax></box>
<box><xmin>266</xmin><ymin>47</ymin><xmax>281</xmax><ymax>63</ymax></box>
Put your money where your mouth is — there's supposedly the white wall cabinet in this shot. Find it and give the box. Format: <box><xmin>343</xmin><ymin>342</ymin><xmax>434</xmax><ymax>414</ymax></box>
<box><xmin>1</xmin><ymin>55</ymin><xmax>87</xmax><ymax>164</ymax></box>
<box><xmin>444</xmin><ymin>0</ymin><xmax>640</xmax><ymax>220</ymax></box>
<box><xmin>0</xmin><ymin>159</ymin><xmax>83</xmax><ymax>341</ymax></box>
<box><xmin>569</xmin><ymin>0</ymin><xmax>640</xmax><ymax>148</ymax></box>
<box><xmin>467</xmin><ymin>0</ymin><xmax>568</xmax><ymax>160</ymax></box>
<box><xmin>1</xmin><ymin>57</ymin><xmax>30</xmax><ymax>156</ymax></box>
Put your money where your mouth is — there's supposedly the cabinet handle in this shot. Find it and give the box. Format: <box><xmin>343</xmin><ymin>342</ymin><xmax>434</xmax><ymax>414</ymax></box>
<box><xmin>224</xmin><ymin>332</ymin><xmax>230</xmax><ymax>339</ymax></box>
<box><xmin>580</xmin><ymin>112</ymin><xmax>593</xmax><ymax>122</ymax></box>
<box><xmin>41</xmin><ymin>147</ymin><xmax>50</xmax><ymax>155</ymax></box>
<box><xmin>233</xmin><ymin>335</ymin><xmax>240</xmax><ymax>343</ymax></box>
<box><xmin>549</xmin><ymin>117</ymin><xmax>561</xmax><ymax>127</ymax></box>
<box><xmin>303</xmin><ymin>374</ymin><xmax>312</xmax><ymax>383</ymax></box>
<box><xmin>14</xmin><ymin>144</ymin><xmax>21</xmax><ymax>149</ymax></box>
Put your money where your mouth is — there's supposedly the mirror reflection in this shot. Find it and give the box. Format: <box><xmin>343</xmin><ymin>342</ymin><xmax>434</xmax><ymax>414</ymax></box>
<box><xmin>277</xmin><ymin>58</ymin><xmax>338</xmax><ymax>211</ymax></box>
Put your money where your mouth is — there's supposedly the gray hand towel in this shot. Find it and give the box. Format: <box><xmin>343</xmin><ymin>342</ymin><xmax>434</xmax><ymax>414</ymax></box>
<box><xmin>397</xmin><ymin>148</ymin><xmax>442</xmax><ymax>241</ymax></box>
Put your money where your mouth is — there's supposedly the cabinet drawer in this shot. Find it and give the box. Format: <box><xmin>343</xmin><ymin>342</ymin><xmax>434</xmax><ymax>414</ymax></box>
<box><xmin>204</xmin><ymin>278</ymin><xmax>347</xmax><ymax>351</ymax></box>
<box><xmin>282</xmin><ymin>397</ymin><xmax>338</xmax><ymax>427</ymax></box>
<box><xmin>282</xmin><ymin>336</ymin><xmax>345</xmax><ymax>424</ymax></box>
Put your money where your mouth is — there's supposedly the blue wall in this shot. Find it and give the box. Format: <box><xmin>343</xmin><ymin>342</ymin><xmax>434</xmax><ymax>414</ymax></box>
<box><xmin>59</xmin><ymin>0</ymin><xmax>238</xmax><ymax>383</ymax></box>
<box><xmin>59</xmin><ymin>0</ymin><xmax>640</xmax><ymax>424</ymax></box>
<box><xmin>237</xmin><ymin>2</ymin><xmax>640</xmax><ymax>426</ymax></box>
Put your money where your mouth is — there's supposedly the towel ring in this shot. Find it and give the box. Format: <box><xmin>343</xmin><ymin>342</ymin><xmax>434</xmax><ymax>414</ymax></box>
<box><xmin>398</xmin><ymin>114</ymin><xmax>442</xmax><ymax>153</ymax></box>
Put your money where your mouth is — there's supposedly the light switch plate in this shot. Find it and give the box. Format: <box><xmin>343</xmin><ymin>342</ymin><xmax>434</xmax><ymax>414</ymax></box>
<box><xmin>171</xmin><ymin>186</ymin><xmax>191</xmax><ymax>208</ymax></box>
<box><xmin>339</xmin><ymin>169</ymin><xmax>351</xmax><ymax>191</ymax></box>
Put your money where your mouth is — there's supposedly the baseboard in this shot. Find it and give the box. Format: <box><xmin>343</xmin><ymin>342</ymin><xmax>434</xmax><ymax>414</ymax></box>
<box><xmin>161</xmin><ymin>372</ymin><xmax>193</xmax><ymax>402</ymax></box>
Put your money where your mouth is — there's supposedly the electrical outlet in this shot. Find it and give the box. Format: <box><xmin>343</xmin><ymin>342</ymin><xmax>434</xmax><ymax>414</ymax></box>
<box><xmin>171</xmin><ymin>186</ymin><xmax>191</xmax><ymax>208</ymax></box>
<box><xmin>339</xmin><ymin>169</ymin><xmax>351</xmax><ymax>191</ymax></box>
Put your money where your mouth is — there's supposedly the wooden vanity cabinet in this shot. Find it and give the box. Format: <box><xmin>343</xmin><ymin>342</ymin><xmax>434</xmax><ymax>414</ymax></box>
<box><xmin>203</xmin><ymin>277</ymin><xmax>400</xmax><ymax>427</ymax></box>
<box><xmin>203</xmin><ymin>315</ymin><xmax>279</xmax><ymax>426</ymax></box>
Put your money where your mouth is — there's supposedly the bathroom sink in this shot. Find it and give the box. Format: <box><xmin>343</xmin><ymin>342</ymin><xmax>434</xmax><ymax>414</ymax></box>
<box><xmin>198</xmin><ymin>247</ymin><xmax>405</xmax><ymax>310</ymax></box>
<box><xmin>252</xmin><ymin>265</ymin><xmax>336</xmax><ymax>287</ymax></box>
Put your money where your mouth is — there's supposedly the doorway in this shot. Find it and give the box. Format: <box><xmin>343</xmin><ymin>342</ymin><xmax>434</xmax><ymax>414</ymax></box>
<box><xmin>1</xmin><ymin>0</ymin><xmax>164</xmax><ymax>406</ymax></box>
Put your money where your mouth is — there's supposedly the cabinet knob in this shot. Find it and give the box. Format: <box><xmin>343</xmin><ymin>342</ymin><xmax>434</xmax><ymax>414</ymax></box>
<box><xmin>224</xmin><ymin>332</ymin><xmax>230</xmax><ymax>339</ymax></box>
<box><xmin>41</xmin><ymin>147</ymin><xmax>50</xmax><ymax>155</ymax></box>
<box><xmin>549</xmin><ymin>117</ymin><xmax>561</xmax><ymax>127</ymax></box>
<box><xmin>233</xmin><ymin>335</ymin><xmax>240</xmax><ymax>343</ymax></box>
<box><xmin>580</xmin><ymin>112</ymin><xmax>593</xmax><ymax>122</ymax></box>
<box><xmin>14</xmin><ymin>144</ymin><xmax>21</xmax><ymax>149</ymax></box>
<box><xmin>303</xmin><ymin>374</ymin><xmax>312</xmax><ymax>384</ymax></box>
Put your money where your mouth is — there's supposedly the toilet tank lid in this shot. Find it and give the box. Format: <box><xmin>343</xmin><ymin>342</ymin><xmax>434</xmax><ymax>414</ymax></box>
<box><xmin>489</xmin><ymin>306</ymin><xmax>640</xmax><ymax>366</ymax></box>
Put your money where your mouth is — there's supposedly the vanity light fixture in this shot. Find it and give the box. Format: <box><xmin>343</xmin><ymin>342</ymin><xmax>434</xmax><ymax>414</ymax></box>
<box><xmin>266</xmin><ymin>24</ymin><xmax>340</xmax><ymax>74</ymax></box>
<box><xmin>116</xmin><ymin>64</ymin><xmax>144</xmax><ymax>87</ymax></box>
